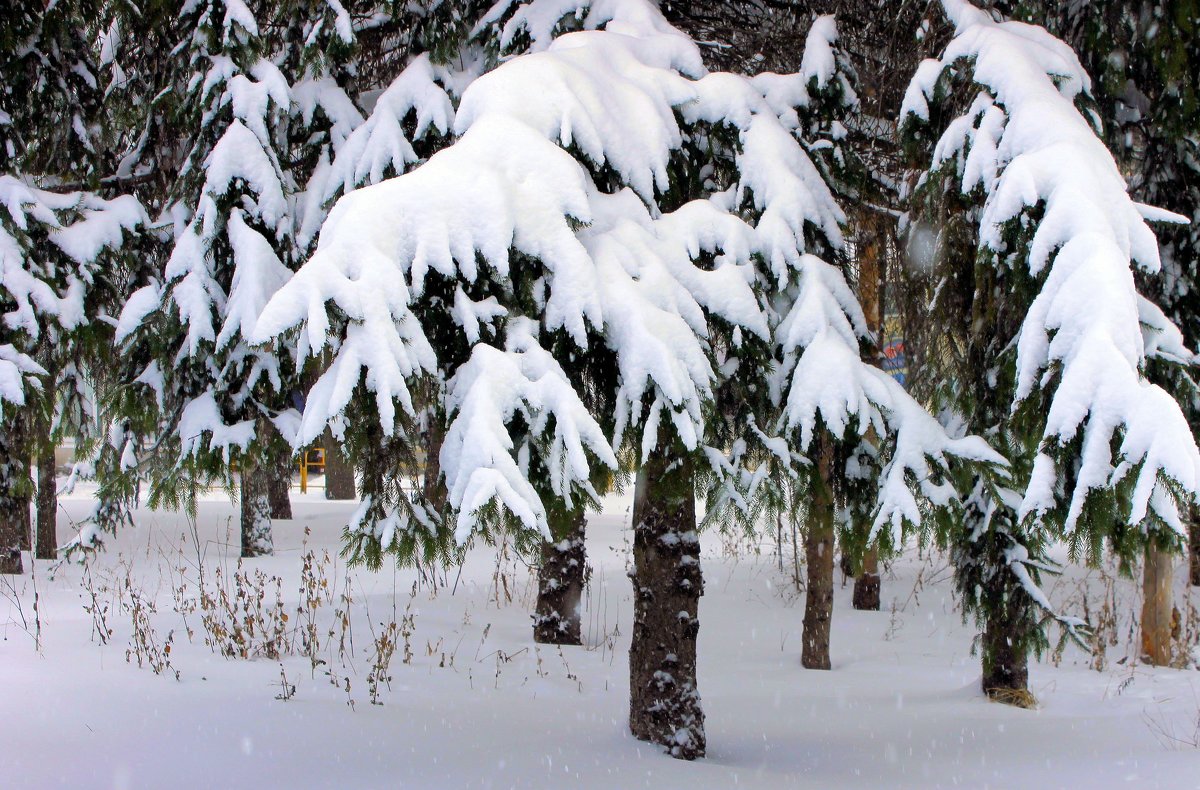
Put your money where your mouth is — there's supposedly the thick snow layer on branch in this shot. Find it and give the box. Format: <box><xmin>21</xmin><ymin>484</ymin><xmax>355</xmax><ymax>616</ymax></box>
<box><xmin>323</xmin><ymin>57</ymin><xmax>454</xmax><ymax>198</ymax></box>
<box><xmin>0</xmin><ymin>343</ymin><xmax>45</xmax><ymax>415</ymax></box>
<box><xmin>2</xmin><ymin>177</ymin><xmax>146</xmax><ymax>345</ymax></box>
<box><xmin>223</xmin><ymin>0</ymin><xmax>259</xmax><ymax>42</ymax></box>
<box><xmin>216</xmin><ymin>210</ymin><xmax>291</xmax><ymax>351</ymax></box>
<box><xmin>229</xmin><ymin>60</ymin><xmax>291</xmax><ymax>147</ymax></box>
<box><xmin>477</xmin><ymin>0</ymin><xmax>702</xmax><ymax>75</ymax></box>
<box><xmin>456</xmin><ymin>29</ymin><xmax>698</xmax><ymax>202</ymax></box>
<box><xmin>202</xmin><ymin>119</ymin><xmax>289</xmax><ymax>234</ymax></box>
<box><xmin>292</xmin><ymin>76</ymin><xmax>363</xmax><ymax>155</ymax></box>
<box><xmin>583</xmin><ymin>189</ymin><xmax>762</xmax><ymax>456</ymax></box>
<box><xmin>684</xmin><ymin>70</ymin><xmax>846</xmax><ymax>282</ymax></box>
<box><xmin>442</xmin><ymin>318</ymin><xmax>617</xmax><ymax>541</ymax></box>
<box><xmin>904</xmin><ymin>0</ymin><xmax>1200</xmax><ymax>533</ymax></box>
<box><xmin>799</xmin><ymin>15</ymin><xmax>839</xmax><ymax>92</ymax></box>
<box><xmin>298</xmin><ymin>54</ymin><xmax>478</xmax><ymax>251</ymax></box>
<box><xmin>178</xmin><ymin>388</ymin><xmax>255</xmax><ymax>462</ymax></box>
<box><xmin>50</xmin><ymin>194</ymin><xmax>147</xmax><ymax>267</ymax></box>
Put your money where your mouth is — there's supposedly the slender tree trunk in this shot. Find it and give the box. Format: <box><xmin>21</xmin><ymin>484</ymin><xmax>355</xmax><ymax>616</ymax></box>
<box><xmin>533</xmin><ymin>510</ymin><xmax>587</xmax><ymax>645</ymax></box>
<box><xmin>267</xmin><ymin>448</ymin><xmax>292</xmax><ymax>520</ymax></box>
<box><xmin>240</xmin><ymin>454</ymin><xmax>274</xmax><ymax>558</ymax></box>
<box><xmin>1141</xmin><ymin>543</ymin><xmax>1174</xmax><ymax>666</ymax></box>
<box><xmin>35</xmin><ymin>441</ymin><xmax>56</xmax><ymax>560</ymax></box>
<box><xmin>0</xmin><ymin>427</ymin><xmax>25</xmax><ymax>574</ymax></box>
<box><xmin>422</xmin><ymin>416</ymin><xmax>446</xmax><ymax>514</ymax></box>
<box><xmin>17</xmin><ymin>442</ymin><xmax>31</xmax><ymax>552</ymax></box>
<box><xmin>851</xmin><ymin>209</ymin><xmax>885</xmax><ymax>612</ymax></box>
<box><xmin>629</xmin><ymin>451</ymin><xmax>705</xmax><ymax>760</ymax></box>
<box><xmin>322</xmin><ymin>426</ymin><xmax>355</xmax><ymax>500</ymax></box>
<box><xmin>802</xmin><ymin>439</ymin><xmax>835</xmax><ymax>670</ymax></box>
<box><xmin>839</xmin><ymin>551</ymin><xmax>855</xmax><ymax>580</ymax></box>
<box><xmin>1189</xmin><ymin>511</ymin><xmax>1199</xmax><ymax>587</ymax></box>
<box><xmin>852</xmin><ymin>547</ymin><xmax>881</xmax><ymax>611</ymax></box>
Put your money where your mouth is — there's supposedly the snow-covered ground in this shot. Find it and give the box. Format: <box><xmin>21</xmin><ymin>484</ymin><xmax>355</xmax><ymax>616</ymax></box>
<box><xmin>3</xmin><ymin>485</ymin><xmax>1198</xmax><ymax>789</ymax></box>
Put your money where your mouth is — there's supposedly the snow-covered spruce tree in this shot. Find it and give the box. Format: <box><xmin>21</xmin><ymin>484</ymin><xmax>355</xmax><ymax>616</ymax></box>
<box><xmin>101</xmin><ymin>0</ymin><xmax>299</xmax><ymax>558</ymax></box>
<box><xmin>695</xmin><ymin>14</ymin><xmax>1004</xmax><ymax>672</ymax></box>
<box><xmin>0</xmin><ymin>0</ymin><xmax>147</xmax><ymax>572</ymax></box>
<box><xmin>1036</xmin><ymin>0</ymin><xmax>1200</xmax><ymax>659</ymax></box>
<box><xmin>901</xmin><ymin>0</ymin><xmax>1200</xmax><ymax>700</ymax></box>
<box><xmin>999</xmin><ymin>0</ymin><xmax>1200</xmax><ymax>639</ymax></box>
<box><xmin>259</xmin><ymin>0</ymin><xmax>859</xmax><ymax>756</ymax></box>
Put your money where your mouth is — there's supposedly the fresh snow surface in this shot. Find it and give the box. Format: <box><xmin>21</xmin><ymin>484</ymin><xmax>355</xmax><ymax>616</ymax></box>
<box><xmin>3</xmin><ymin>485</ymin><xmax>1198</xmax><ymax>789</ymax></box>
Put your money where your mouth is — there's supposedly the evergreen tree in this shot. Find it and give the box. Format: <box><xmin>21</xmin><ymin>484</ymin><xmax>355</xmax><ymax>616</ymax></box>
<box><xmin>996</xmin><ymin>0</ymin><xmax>1200</xmax><ymax>652</ymax></box>
<box><xmin>1</xmin><ymin>0</ymin><xmax>146</xmax><ymax>572</ymax></box>
<box><xmin>98</xmin><ymin>0</ymin><xmax>297</xmax><ymax>557</ymax></box>
<box><xmin>901</xmin><ymin>0</ymin><xmax>1200</xmax><ymax>701</ymax></box>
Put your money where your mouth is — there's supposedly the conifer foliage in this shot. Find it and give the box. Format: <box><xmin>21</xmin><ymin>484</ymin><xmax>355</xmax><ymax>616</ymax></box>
<box><xmin>901</xmin><ymin>0</ymin><xmax>1200</xmax><ymax>697</ymax></box>
<box><xmin>1</xmin><ymin>0</ymin><xmax>146</xmax><ymax>573</ymax></box>
<box><xmin>5</xmin><ymin>0</ymin><xmax>1199</xmax><ymax>768</ymax></box>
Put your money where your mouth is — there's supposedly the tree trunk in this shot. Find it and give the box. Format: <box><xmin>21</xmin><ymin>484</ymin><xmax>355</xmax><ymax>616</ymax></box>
<box><xmin>851</xmin><ymin>209</ymin><xmax>885</xmax><ymax>613</ymax></box>
<box><xmin>0</xmin><ymin>430</ymin><xmax>26</xmax><ymax>574</ymax></box>
<box><xmin>839</xmin><ymin>551</ymin><xmax>855</xmax><ymax>580</ymax></box>
<box><xmin>802</xmin><ymin>440</ymin><xmax>835</xmax><ymax>670</ymax></box>
<box><xmin>267</xmin><ymin>449</ymin><xmax>292</xmax><ymax>520</ymax></box>
<box><xmin>981</xmin><ymin>614</ymin><xmax>1030</xmax><ymax>697</ymax></box>
<box><xmin>240</xmin><ymin>456</ymin><xmax>274</xmax><ymax>558</ymax></box>
<box><xmin>1141</xmin><ymin>543</ymin><xmax>1174</xmax><ymax>666</ymax></box>
<box><xmin>322</xmin><ymin>427</ymin><xmax>355</xmax><ymax>500</ymax></box>
<box><xmin>852</xmin><ymin>546</ymin><xmax>881</xmax><ymax>611</ymax></box>
<box><xmin>422</xmin><ymin>416</ymin><xmax>447</xmax><ymax>514</ymax></box>
<box><xmin>1189</xmin><ymin>512</ymin><xmax>1199</xmax><ymax>587</ymax></box>
<box><xmin>533</xmin><ymin>510</ymin><xmax>587</xmax><ymax>645</ymax></box>
<box><xmin>17</xmin><ymin>442</ymin><xmax>31</xmax><ymax>552</ymax></box>
<box><xmin>35</xmin><ymin>442</ymin><xmax>56</xmax><ymax>560</ymax></box>
<box><xmin>629</xmin><ymin>451</ymin><xmax>705</xmax><ymax>760</ymax></box>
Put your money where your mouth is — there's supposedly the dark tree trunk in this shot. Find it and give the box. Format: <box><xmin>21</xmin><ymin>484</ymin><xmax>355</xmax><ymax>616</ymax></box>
<box><xmin>981</xmin><ymin>605</ymin><xmax>1030</xmax><ymax>700</ymax></box>
<box><xmin>629</xmin><ymin>451</ymin><xmax>705</xmax><ymax>760</ymax></box>
<box><xmin>17</xmin><ymin>442</ymin><xmax>31</xmax><ymax>552</ymax></box>
<box><xmin>323</xmin><ymin>427</ymin><xmax>355</xmax><ymax>500</ymax></box>
<box><xmin>267</xmin><ymin>449</ymin><xmax>292</xmax><ymax>520</ymax></box>
<box><xmin>533</xmin><ymin>510</ymin><xmax>587</xmax><ymax>645</ymax></box>
<box><xmin>35</xmin><ymin>441</ymin><xmax>56</xmax><ymax>560</ymax></box>
<box><xmin>963</xmin><ymin>512</ymin><xmax>1038</xmax><ymax>705</ymax></box>
<box><xmin>839</xmin><ymin>551</ymin><xmax>855</xmax><ymax>580</ymax></box>
<box><xmin>422</xmin><ymin>416</ymin><xmax>447</xmax><ymax>514</ymax></box>
<box><xmin>802</xmin><ymin>440</ymin><xmax>835</xmax><ymax>670</ymax></box>
<box><xmin>0</xmin><ymin>430</ymin><xmax>26</xmax><ymax>574</ymax></box>
<box><xmin>240</xmin><ymin>454</ymin><xmax>274</xmax><ymax>558</ymax></box>
<box><xmin>1189</xmin><ymin>512</ymin><xmax>1199</xmax><ymax>587</ymax></box>
<box><xmin>852</xmin><ymin>546</ymin><xmax>881</xmax><ymax>611</ymax></box>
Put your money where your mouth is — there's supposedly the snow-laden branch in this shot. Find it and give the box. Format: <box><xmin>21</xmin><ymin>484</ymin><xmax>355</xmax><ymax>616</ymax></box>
<box><xmin>476</xmin><ymin>0</ymin><xmax>699</xmax><ymax>65</ymax></box>
<box><xmin>442</xmin><ymin>317</ymin><xmax>617</xmax><ymax>541</ymax></box>
<box><xmin>1</xmin><ymin>175</ymin><xmax>146</xmax><ymax>416</ymax></box>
